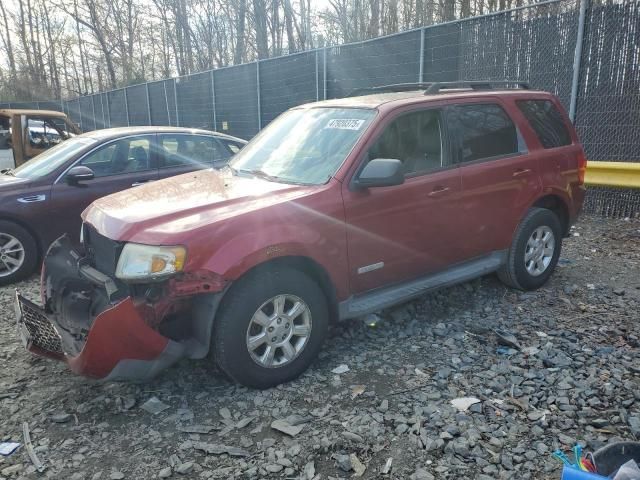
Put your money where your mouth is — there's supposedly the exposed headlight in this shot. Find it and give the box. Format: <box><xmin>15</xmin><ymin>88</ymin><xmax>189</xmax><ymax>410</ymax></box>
<box><xmin>115</xmin><ymin>243</ymin><xmax>186</xmax><ymax>281</ymax></box>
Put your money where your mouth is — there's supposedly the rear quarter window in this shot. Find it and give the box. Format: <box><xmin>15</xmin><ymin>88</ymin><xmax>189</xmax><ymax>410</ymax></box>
<box><xmin>517</xmin><ymin>100</ymin><xmax>572</xmax><ymax>149</ymax></box>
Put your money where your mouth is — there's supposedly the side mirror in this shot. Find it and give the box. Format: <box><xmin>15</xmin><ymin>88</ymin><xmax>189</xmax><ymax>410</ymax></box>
<box><xmin>66</xmin><ymin>165</ymin><xmax>95</xmax><ymax>185</ymax></box>
<box><xmin>353</xmin><ymin>158</ymin><xmax>404</xmax><ymax>189</ymax></box>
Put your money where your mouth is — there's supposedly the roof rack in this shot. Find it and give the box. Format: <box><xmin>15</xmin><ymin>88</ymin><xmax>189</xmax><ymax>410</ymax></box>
<box><xmin>348</xmin><ymin>80</ymin><xmax>530</xmax><ymax>97</ymax></box>
<box><xmin>424</xmin><ymin>80</ymin><xmax>530</xmax><ymax>94</ymax></box>
<box><xmin>349</xmin><ymin>83</ymin><xmax>437</xmax><ymax>96</ymax></box>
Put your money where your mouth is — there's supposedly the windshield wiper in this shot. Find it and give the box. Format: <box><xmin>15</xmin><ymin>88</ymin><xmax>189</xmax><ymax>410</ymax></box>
<box><xmin>1</xmin><ymin>168</ymin><xmax>14</xmax><ymax>176</ymax></box>
<box><xmin>233</xmin><ymin>167</ymin><xmax>314</xmax><ymax>186</ymax></box>
<box><xmin>235</xmin><ymin>168</ymin><xmax>281</xmax><ymax>182</ymax></box>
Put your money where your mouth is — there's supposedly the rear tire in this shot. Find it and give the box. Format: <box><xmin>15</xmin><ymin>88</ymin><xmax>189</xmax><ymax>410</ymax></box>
<box><xmin>498</xmin><ymin>208</ymin><xmax>562</xmax><ymax>291</ymax></box>
<box><xmin>0</xmin><ymin>220</ymin><xmax>38</xmax><ymax>286</ymax></box>
<box><xmin>213</xmin><ymin>266</ymin><xmax>328</xmax><ymax>389</ymax></box>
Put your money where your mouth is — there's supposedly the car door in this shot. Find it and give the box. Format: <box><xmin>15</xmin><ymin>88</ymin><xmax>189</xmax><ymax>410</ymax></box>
<box><xmin>446</xmin><ymin>101</ymin><xmax>542</xmax><ymax>259</ymax></box>
<box><xmin>342</xmin><ymin>107</ymin><xmax>467</xmax><ymax>294</ymax></box>
<box><xmin>49</xmin><ymin>134</ymin><xmax>159</xmax><ymax>242</ymax></box>
<box><xmin>157</xmin><ymin>134</ymin><xmax>234</xmax><ymax>179</ymax></box>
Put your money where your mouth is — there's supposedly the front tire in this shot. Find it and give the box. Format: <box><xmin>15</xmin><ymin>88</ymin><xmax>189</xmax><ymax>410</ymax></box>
<box><xmin>498</xmin><ymin>208</ymin><xmax>562</xmax><ymax>291</ymax></box>
<box><xmin>0</xmin><ymin>220</ymin><xmax>38</xmax><ymax>286</ymax></box>
<box><xmin>213</xmin><ymin>266</ymin><xmax>328</xmax><ymax>389</ymax></box>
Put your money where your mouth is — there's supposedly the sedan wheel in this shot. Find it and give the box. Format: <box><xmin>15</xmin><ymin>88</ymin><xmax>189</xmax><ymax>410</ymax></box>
<box><xmin>0</xmin><ymin>233</ymin><xmax>25</xmax><ymax>277</ymax></box>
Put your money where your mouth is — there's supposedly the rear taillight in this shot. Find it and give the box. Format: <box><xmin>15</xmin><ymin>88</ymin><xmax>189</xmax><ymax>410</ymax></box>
<box><xmin>577</xmin><ymin>150</ymin><xmax>587</xmax><ymax>185</ymax></box>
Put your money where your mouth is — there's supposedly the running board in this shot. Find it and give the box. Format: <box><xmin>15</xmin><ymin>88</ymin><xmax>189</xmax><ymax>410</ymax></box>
<box><xmin>338</xmin><ymin>251</ymin><xmax>506</xmax><ymax>320</ymax></box>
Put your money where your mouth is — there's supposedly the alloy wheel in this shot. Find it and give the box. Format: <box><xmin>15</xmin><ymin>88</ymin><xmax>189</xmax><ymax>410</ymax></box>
<box><xmin>245</xmin><ymin>294</ymin><xmax>312</xmax><ymax>368</ymax></box>
<box><xmin>0</xmin><ymin>233</ymin><xmax>25</xmax><ymax>277</ymax></box>
<box><xmin>524</xmin><ymin>226</ymin><xmax>555</xmax><ymax>276</ymax></box>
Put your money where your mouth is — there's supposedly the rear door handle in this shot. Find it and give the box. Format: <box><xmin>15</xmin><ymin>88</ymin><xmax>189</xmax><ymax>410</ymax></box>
<box><xmin>512</xmin><ymin>168</ymin><xmax>531</xmax><ymax>177</ymax></box>
<box><xmin>428</xmin><ymin>186</ymin><xmax>450</xmax><ymax>197</ymax></box>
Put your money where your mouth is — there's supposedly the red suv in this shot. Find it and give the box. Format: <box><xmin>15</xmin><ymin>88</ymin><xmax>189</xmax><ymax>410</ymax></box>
<box><xmin>16</xmin><ymin>82</ymin><xmax>586</xmax><ymax>388</ymax></box>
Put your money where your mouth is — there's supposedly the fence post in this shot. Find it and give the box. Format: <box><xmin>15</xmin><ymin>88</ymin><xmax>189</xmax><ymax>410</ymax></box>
<box><xmin>163</xmin><ymin>81</ymin><xmax>171</xmax><ymax>125</ymax></box>
<box><xmin>100</xmin><ymin>94</ymin><xmax>105</xmax><ymax>129</ymax></box>
<box><xmin>91</xmin><ymin>95</ymin><xmax>96</xmax><ymax>130</ymax></box>
<box><xmin>256</xmin><ymin>60</ymin><xmax>262</xmax><ymax>130</ymax></box>
<box><xmin>106</xmin><ymin>93</ymin><xmax>112</xmax><ymax>128</ymax></box>
<box><xmin>174</xmin><ymin>78</ymin><xmax>180</xmax><ymax>127</ymax></box>
<box><xmin>323</xmin><ymin>47</ymin><xmax>328</xmax><ymax>100</ymax></box>
<box><xmin>315</xmin><ymin>50</ymin><xmax>319</xmax><ymax>101</ymax></box>
<box><xmin>146</xmin><ymin>84</ymin><xmax>152</xmax><ymax>125</ymax></box>
<box><xmin>569</xmin><ymin>0</ymin><xmax>588</xmax><ymax>122</ymax></box>
<box><xmin>210</xmin><ymin>70</ymin><xmax>217</xmax><ymax>131</ymax></box>
<box><xmin>124</xmin><ymin>88</ymin><xmax>130</xmax><ymax>126</ymax></box>
<box><xmin>77</xmin><ymin>98</ymin><xmax>83</xmax><ymax>131</ymax></box>
<box><xmin>419</xmin><ymin>28</ymin><xmax>425</xmax><ymax>83</ymax></box>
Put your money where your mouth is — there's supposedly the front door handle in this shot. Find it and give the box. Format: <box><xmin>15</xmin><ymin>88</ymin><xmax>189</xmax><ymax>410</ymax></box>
<box><xmin>428</xmin><ymin>186</ymin><xmax>450</xmax><ymax>197</ymax></box>
<box><xmin>512</xmin><ymin>168</ymin><xmax>532</xmax><ymax>177</ymax></box>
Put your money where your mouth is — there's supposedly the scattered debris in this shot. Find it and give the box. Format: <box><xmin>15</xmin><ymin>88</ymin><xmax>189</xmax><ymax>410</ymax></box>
<box><xmin>332</xmin><ymin>364</ymin><xmax>350</xmax><ymax>374</ymax></box>
<box><xmin>50</xmin><ymin>413</ymin><xmax>73</xmax><ymax>423</ymax></box>
<box><xmin>382</xmin><ymin>457</ymin><xmax>393</xmax><ymax>474</ymax></box>
<box><xmin>351</xmin><ymin>453</ymin><xmax>366</xmax><ymax>476</ymax></box>
<box><xmin>192</xmin><ymin>442</ymin><xmax>250</xmax><ymax>457</ymax></box>
<box><xmin>177</xmin><ymin>424</ymin><xmax>218</xmax><ymax>434</ymax></box>
<box><xmin>271</xmin><ymin>419</ymin><xmax>304</xmax><ymax>437</ymax></box>
<box><xmin>140</xmin><ymin>396</ymin><xmax>170</xmax><ymax>415</ymax></box>
<box><xmin>23</xmin><ymin>422</ymin><xmax>45</xmax><ymax>472</ymax></box>
<box><xmin>0</xmin><ymin>442</ymin><xmax>20</xmax><ymax>456</ymax></box>
<box><xmin>351</xmin><ymin>385</ymin><xmax>366</xmax><ymax>398</ymax></box>
<box><xmin>450</xmin><ymin>397</ymin><xmax>481</xmax><ymax>412</ymax></box>
<box><xmin>494</xmin><ymin>328</ymin><xmax>522</xmax><ymax>350</ymax></box>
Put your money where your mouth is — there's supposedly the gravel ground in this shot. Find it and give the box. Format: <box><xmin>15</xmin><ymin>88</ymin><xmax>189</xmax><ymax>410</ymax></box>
<box><xmin>1</xmin><ymin>215</ymin><xmax>639</xmax><ymax>480</ymax></box>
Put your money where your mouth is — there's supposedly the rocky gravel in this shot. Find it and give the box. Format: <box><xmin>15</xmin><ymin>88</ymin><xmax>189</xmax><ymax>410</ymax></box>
<box><xmin>1</xmin><ymin>215</ymin><xmax>639</xmax><ymax>479</ymax></box>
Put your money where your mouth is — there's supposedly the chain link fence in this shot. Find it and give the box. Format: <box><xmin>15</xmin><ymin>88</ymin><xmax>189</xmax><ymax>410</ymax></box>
<box><xmin>1</xmin><ymin>0</ymin><xmax>638</xmax><ymax>216</ymax></box>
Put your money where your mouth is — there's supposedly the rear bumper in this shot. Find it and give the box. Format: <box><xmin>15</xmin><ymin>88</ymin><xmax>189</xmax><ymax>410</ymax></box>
<box><xmin>15</xmin><ymin>235</ymin><xmax>187</xmax><ymax>381</ymax></box>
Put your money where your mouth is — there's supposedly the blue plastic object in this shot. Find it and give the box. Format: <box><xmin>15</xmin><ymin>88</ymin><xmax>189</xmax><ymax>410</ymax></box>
<box><xmin>561</xmin><ymin>466</ymin><xmax>607</xmax><ymax>480</ymax></box>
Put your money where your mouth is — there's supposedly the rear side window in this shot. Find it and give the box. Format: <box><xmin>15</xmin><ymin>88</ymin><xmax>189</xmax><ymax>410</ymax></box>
<box><xmin>446</xmin><ymin>104</ymin><xmax>525</xmax><ymax>163</ymax></box>
<box><xmin>517</xmin><ymin>100</ymin><xmax>572</xmax><ymax>149</ymax></box>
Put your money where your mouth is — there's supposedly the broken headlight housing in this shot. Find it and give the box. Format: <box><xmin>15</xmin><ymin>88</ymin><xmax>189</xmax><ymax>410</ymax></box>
<box><xmin>115</xmin><ymin>243</ymin><xmax>186</xmax><ymax>281</ymax></box>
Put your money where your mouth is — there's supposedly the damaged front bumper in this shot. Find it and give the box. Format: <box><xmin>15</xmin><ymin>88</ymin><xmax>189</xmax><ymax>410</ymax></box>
<box><xmin>15</xmin><ymin>235</ymin><xmax>222</xmax><ymax>381</ymax></box>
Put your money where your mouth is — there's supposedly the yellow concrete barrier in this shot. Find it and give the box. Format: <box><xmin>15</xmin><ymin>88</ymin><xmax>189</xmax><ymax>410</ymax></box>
<box><xmin>585</xmin><ymin>161</ymin><xmax>640</xmax><ymax>189</ymax></box>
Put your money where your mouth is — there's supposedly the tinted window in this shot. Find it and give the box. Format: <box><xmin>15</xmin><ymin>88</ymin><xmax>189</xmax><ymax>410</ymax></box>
<box><xmin>447</xmin><ymin>104</ymin><xmax>524</xmax><ymax>163</ymax></box>
<box><xmin>368</xmin><ymin>109</ymin><xmax>448</xmax><ymax>176</ymax></box>
<box><xmin>79</xmin><ymin>136</ymin><xmax>152</xmax><ymax>177</ymax></box>
<box><xmin>517</xmin><ymin>100</ymin><xmax>572</xmax><ymax>149</ymax></box>
<box><xmin>159</xmin><ymin>134</ymin><xmax>230</xmax><ymax>168</ymax></box>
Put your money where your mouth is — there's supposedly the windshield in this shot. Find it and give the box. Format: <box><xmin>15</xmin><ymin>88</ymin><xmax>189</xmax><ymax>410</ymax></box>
<box><xmin>12</xmin><ymin>137</ymin><xmax>97</xmax><ymax>179</ymax></box>
<box><xmin>230</xmin><ymin>107</ymin><xmax>376</xmax><ymax>185</ymax></box>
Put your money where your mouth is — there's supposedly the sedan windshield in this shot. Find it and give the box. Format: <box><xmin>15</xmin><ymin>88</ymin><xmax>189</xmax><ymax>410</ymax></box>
<box><xmin>230</xmin><ymin>107</ymin><xmax>376</xmax><ymax>185</ymax></box>
<box><xmin>12</xmin><ymin>137</ymin><xmax>97</xmax><ymax>179</ymax></box>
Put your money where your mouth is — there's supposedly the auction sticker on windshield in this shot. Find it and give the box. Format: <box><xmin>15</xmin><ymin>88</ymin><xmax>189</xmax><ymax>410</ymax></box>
<box><xmin>326</xmin><ymin>119</ymin><xmax>366</xmax><ymax>130</ymax></box>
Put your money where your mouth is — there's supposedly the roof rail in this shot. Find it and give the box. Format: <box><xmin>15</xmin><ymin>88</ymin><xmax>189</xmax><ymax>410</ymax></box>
<box><xmin>348</xmin><ymin>80</ymin><xmax>530</xmax><ymax>97</ymax></box>
<box><xmin>424</xmin><ymin>80</ymin><xmax>530</xmax><ymax>94</ymax></box>
<box><xmin>349</xmin><ymin>83</ymin><xmax>437</xmax><ymax>96</ymax></box>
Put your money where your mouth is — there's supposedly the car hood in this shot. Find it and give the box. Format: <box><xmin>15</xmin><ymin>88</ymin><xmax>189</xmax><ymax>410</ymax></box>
<box><xmin>83</xmin><ymin>169</ymin><xmax>318</xmax><ymax>243</ymax></box>
<box><xmin>0</xmin><ymin>173</ymin><xmax>30</xmax><ymax>190</ymax></box>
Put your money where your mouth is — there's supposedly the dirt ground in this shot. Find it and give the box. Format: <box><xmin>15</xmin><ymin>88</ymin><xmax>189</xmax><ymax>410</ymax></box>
<box><xmin>0</xmin><ymin>215</ymin><xmax>639</xmax><ymax>480</ymax></box>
